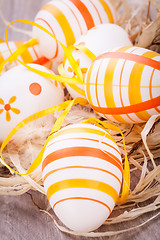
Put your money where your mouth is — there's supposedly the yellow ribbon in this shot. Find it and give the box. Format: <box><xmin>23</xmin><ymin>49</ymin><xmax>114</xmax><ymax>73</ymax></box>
<box><xmin>0</xmin><ymin>38</ymin><xmax>38</xmax><ymax>69</ymax></box>
<box><xmin>81</xmin><ymin>118</ymin><xmax>130</xmax><ymax>203</ymax></box>
<box><xmin>58</xmin><ymin>44</ymin><xmax>96</xmax><ymax>96</ymax></box>
<box><xmin>75</xmin><ymin>44</ymin><xmax>96</xmax><ymax>61</ymax></box>
<box><xmin>0</xmin><ymin>98</ymin><xmax>88</xmax><ymax>175</ymax></box>
<box><xmin>0</xmin><ymin>19</ymin><xmax>84</xmax><ymax>85</ymax></box>
<box><xmin>0</xmin><ymin>19</ymin><xmax>130</xmax><ymax>202</ymax></box>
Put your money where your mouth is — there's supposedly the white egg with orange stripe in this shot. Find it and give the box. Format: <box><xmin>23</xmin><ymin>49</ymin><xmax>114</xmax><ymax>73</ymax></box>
<box><xmin>33</xmin><ymin>0</ymin><xmax>116</xmax><ymax>63</ymax></box>
<box><xmin>62</xmin><ymin>23</ymin><xmax>133</xmax><ymax>99</ymax></box>
<box><xmin>0</xmin><ymin>64</ymin><xmax>64</xmax><ymax>143</ymax></box>
<box><xmin>42</xmin><ymin>123</ymin><xmax>122</xmax><ymax>232</ymax></box>
<box><xmin>84</xmin><ymin>46</ymin><xmax>160</xmax><ymax>123</ymax></box>
<box><xmin>0</xmin><ymin>41</ymin><xmax>59</xmax><ymax>73</ymax></box>
<box><xmin>0</xmin><ymin>41</ymin><xmax>43</xmax><ymax>68</ymax></box>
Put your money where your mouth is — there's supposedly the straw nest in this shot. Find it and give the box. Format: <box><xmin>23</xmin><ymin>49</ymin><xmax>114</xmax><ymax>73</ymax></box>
<box><xmin>0</xmin><ymin>0</ymin><xmax>160</xmax><ymax>237</ymax></box>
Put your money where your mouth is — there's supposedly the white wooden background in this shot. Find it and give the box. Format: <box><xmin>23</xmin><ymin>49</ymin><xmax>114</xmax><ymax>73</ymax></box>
<box><xmin>0</xmin><ymin>0</ymin><xmax>160</xmax><ymax>239</ymax></box>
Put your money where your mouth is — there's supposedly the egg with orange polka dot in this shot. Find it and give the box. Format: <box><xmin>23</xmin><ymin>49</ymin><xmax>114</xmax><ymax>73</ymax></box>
<box><xmin>0</xmin><ymin>64</ymin><xmax>64</xmax><ymax>142</ymax></box>
<box><xmin>84</xmin><ymin>46</ymin><xmax>160</xmax><ymax>124</ymax></box>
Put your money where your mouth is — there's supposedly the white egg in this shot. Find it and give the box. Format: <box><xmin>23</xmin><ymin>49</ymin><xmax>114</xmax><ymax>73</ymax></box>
<box><xmin>33</xmin><ymin>0</ymin><xmax>116</xmax><ymax>63</ymax></box>
<box><xmin>63</xmin><ymin>23</ymin><xmax>133</xmax><ymax>99</ymax></box>
<box><xmin>0</xmin><ymin>64</ymin><xmax>64</xmax><ymax>142</ymax></box>
<box><xmin>42</xmin><ymin>123</ymin><xmax>122</xmax><ymax>232</ymax></box>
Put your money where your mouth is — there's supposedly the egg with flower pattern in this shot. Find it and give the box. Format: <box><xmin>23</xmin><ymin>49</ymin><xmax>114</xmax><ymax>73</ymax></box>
<box><xmin>0</xmin><ymin>64</ymin><xmax>64</xmax><ymax>142</ymax></box>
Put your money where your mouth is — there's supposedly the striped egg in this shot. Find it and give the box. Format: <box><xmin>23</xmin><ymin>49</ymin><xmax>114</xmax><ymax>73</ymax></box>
<box><xmin>33</xmin><ymin>0</ymin><xmax>116</xmax><ymax>63</ymax></box>
<box><xmin>63</xmin><ymin>23</ymin><xmax>133</xmax><ymax>99</ymax></box>
<box><xmin>0</xmin><ymin>41</ymin><xmax>43</xmax><ymax>68</ymax></box>
<box><xmin>42</xmin><ymin>123</ymin><xmax>122</xmax><ymax>232</ymax></box>
<box><xmin>0</xmin><ymin>41</ymin><xmax>60</xmax><ymax>73</ymax></box>
<box><xmin>84</xmin><ymin>46</ymin><xmax>160</xmax><ymax>123</ymax></box>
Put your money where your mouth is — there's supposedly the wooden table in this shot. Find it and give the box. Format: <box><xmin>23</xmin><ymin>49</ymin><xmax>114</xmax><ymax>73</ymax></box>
<box><xmin>0</xmin><ymin>0</ymin><xmax>160</xmax><ymax>239</ymax></box>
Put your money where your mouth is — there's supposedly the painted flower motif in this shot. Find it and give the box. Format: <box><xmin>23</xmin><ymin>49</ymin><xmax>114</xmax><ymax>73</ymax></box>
<box><xmin>67</xmin><ymin>58</ymin><xmax>87</xmax><ymax>77</ymax></box>
<box><xmin>0</xmin><ymin>96</ymin><xmax>20</xmax><ymax>122</ymax></box>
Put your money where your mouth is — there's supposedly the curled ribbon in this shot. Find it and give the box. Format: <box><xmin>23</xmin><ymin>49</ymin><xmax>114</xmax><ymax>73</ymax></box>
<box><xmin>58</xmin><ymin>44</ymin><xmax>96</xmax><ymax>97</ymax></box>
<box><xmin>81</xmin><ymin>118</ymin><xmax>130</xmax><ymax>203</ymax></box>
<box><xmin>0</xmin><ymin>98</ymin><xmax>88</xmax><ymax>175</ymax></box>
<box><xmin>0</xmin><ymin>19</ymin><xmax>130</xmax><ymax>203</ymax></box>
<box><xmin>0</xmin><ymin>19</ymin><xmax>84</xmax><ymax>85</ymax></box>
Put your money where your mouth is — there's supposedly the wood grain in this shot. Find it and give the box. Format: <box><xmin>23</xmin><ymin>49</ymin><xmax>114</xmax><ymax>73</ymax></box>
<box><xmin>0</xmin><ymin>0</ymin><xmax>160</xmax><ymax>239</ymax></box>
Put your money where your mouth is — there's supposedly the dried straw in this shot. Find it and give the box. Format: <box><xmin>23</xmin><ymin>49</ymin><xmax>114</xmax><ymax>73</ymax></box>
<box><xmin>0</xmin><ymin>0</ymin><xmax>160</xmax><ymax>237</ymax></box>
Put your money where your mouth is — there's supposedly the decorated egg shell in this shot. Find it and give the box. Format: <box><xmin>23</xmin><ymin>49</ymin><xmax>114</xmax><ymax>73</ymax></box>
<box><xmin>0</xmin><ymin>41</ymin><xmax>42</xmax><ymax>67</ymax></box>
<box><xmin>0</xmin><ymin>41</ymin><xmax>60</xmax><ymax>73</ymax></box>
<box><xmin>33</xmin><ymin>0</ymin><xmax>116</xmax><ymax>63</ymax></box>
<box><xmin>42</xmin><ymin>123</ymin><xmax>122</xmax><ymax>232</ymax></box>
<box><xmin>0</xmin><ymin>64</ymin><xmax>64</xmax><ymax>142</ymax></box>
<box><xmin>84</xmin><ymin>46</ymin><xmax>160</xmax><ymax>124</ymax></box>
<box><xmin>63</xmin><ymin>23</ymin><xmax>133</xmax><ymax>99</ymax></box>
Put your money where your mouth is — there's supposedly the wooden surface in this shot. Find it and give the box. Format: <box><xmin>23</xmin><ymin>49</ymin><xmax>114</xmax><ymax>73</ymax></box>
<box><xmin>0</xmin><ymin>0</ymin><xmax>160</xmax><ymax>239</ymax></box>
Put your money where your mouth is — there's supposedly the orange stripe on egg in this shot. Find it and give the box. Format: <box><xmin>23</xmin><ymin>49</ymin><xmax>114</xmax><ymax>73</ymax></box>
<box><xmin>42</xmin><ymin>146</ymin><xmax>123</xmax><ymax>173</ymax></box>
<box><xmin>61</xmin><ymin>0</ymin><xmax>83</xmax><ymax>35</ymax></box>
<box><xmin>47</xmin><ymin>179</ymin><xmax>119</xmax><ymax>202</ymax></box>
<box><xmin>90</xmin><ymin>96</ymin><xmax>160</xmax><ymax>114</ymax></box>
<box><xmin>70</xmin><ymin>0</ymin><xmax>95</xmax><ymax>29</ymax></box>
<box><xmin>95</xmin><ymin>51</ymin><xmax>160</xmax><ymax>71</ymax></box>
<box><xmin>149</xmin><ymin>69</ymin><xmax>160</xmax><ymax>113</ymax></box>
<box><xmin>42</xmin><ymin>4</ymin><xmax>75</xmax><ymax>47</ymax></box>
<box><xmin>88</xmin><ymin>0</ymin><xmax>103</xmax><ymax>24</ymax></box>
<box><xmin>32</xmin><ymin>56</ymin><xmax>49</xmax><ymax>65</ymax></box>
<box><xmin>43</xmin><ymin>165</ymin><xmax>122</xmax><ymax>183</ymax></box>
<box><xmin>36</xmin><ymin>17</ymin><xmax>59</xmax><ymax>59</ymax></box>
<box><xmin>47</xmin><ymin>137</ymin><xmax>121</xmax><ymax>155</ymax></box>
<box><xmin>98</xmin><ymin>0</ymin><xmax>114</xmax><ymax>23</ymax></box>
<box><xmin>53</xmin><ymin>197</ymin><xmax>112</xmax><ymax>213</ymax></box>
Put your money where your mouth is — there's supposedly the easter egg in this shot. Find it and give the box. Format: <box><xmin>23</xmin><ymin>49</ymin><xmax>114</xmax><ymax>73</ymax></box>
<box><xmin>84</xmin><ymin>46</ymin><xmax>160</xmax><ymax>123</ymax></box>
<box><xmin>0</xmin><ymin>64</ymin><xmax>64</xmax><ymax>142</ymax></box>
<box><xmin>33</xmin><ymin>0</ymin><xmax>116</xmax><ymax>63</ymax></box>
<box><xmin>42</xmin><ymin>123</ymin><xmax>122</xmax><ymax>232</ymax></box>
<box><xmin>0</xmin><ymin>41</ymin><xmax>59</xmax><ymax>73</ymax></box>
<box><xmin>0</xmin><ymin>41</ymin><xmax>43</xmax><ymax>68</ymax></box>
<box><xmin>63</xmin><ymin>23</ymin><xmax>133</xmax><ymax>98</ymax></box>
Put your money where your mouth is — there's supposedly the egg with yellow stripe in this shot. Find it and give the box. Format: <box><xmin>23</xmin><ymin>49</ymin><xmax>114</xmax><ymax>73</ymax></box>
<box><xmin>33</xmin><ymin>0</ymin><xmax>116</xmax><ymax>63</ymax></box>
<box><xmin>42</xmin><ymin>123</ymin><xmax>122</xmax><ymax>232</ymax></box>
<box><xmin>0</xmin><ymin>41</ymin><xmax>43</xmax><ymax>68</ymax></box>
<box><xmin>84</xmin><ymin>46</ymin><xmax>160</xmax><ymax>123</ymax></box>
<box><xmin>63</xmin><ymin>23</ymin><xmax>133</xmax><ymax>99</ymax></box>
<box><xmin>0</xmin><ymin>41</ymin><xmax>58</xmax><ymax>73</ymax></box>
